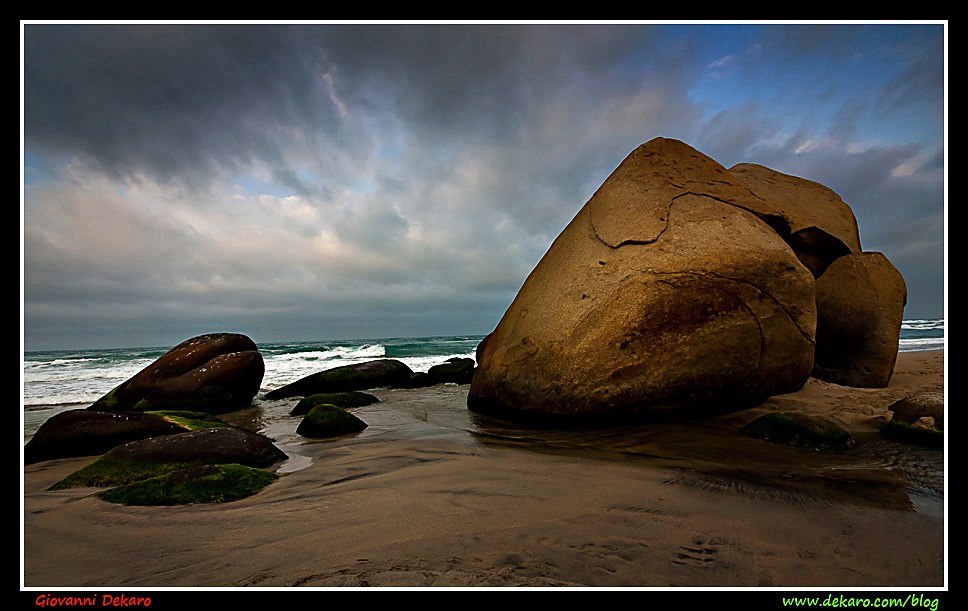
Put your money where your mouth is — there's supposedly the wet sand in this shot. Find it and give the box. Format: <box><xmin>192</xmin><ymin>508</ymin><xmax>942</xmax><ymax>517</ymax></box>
<box><xmin>22</xmin><ymin>351</ymin><xmax>945</xmax><ymax>588</ymax></box>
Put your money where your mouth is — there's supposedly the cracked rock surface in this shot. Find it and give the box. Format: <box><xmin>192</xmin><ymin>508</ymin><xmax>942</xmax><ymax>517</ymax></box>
<box><xmin>469</xmin><ymin>138</ymin><xmax>821</xmax><ymax>423</ymax></box>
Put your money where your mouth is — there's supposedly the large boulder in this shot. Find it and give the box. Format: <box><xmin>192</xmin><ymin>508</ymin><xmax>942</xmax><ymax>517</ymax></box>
<box><xmin>812</xmin><ymin>252</ymin><xmax>907</xmax><ymax>387</ymax></box>
<box><xmin>265</xmin><ymin>359</ymin><xmax>414</xmax><ymax>399</ymax></box>
<box><xmin>727</xmin><ymin>163</ymin><xmax>862</xmax><ymax>277</ymax></box>
<box><xmin>468</xmin><ymin>138</ymin><xmax>818</xmax><ymax>424</ymax></box>
<box><xmin>90</xmin><ymin>333</ymin><xmax>265</xmax><ymax>414</ymax></box>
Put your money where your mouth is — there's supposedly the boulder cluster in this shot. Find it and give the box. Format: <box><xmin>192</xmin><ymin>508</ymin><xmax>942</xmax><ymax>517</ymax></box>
<box><xmin>468</xmin><ymin>138</ymin><xmax>907</xmax><ymax>424</ymax></box>
<box><xmin>25</xmin><ymin>332</ymin><xmax>477</xmax><ymax>504</ymax></box>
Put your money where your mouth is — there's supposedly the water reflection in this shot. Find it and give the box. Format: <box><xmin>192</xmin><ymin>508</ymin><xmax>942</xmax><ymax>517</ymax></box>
<box><xmin>223</xmin><ymin>384</ymin><xmax>943</xmax><ymax>513</ymax></box>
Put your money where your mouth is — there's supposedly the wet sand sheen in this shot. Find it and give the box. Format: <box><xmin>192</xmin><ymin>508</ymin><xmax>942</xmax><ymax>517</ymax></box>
<box><xmin>23</xmin><ymin>351</ymin><xmax>944</xmax><ymax>588</ymax></box>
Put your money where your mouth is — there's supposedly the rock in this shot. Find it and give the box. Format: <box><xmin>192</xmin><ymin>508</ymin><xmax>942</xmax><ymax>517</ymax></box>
<box><xmin>812</xmin><ymin>252</ymin><xmax>907</xmax><ymax>388</ymax></box>
<box><xmin>265</xmin><ymin>359</ymin><xmax>414</xmax><ymax>399</ymax></box>
<box><xmin>50</xmin><ymin>427</ymin><xmax>287</xmax><ymax>490</ymax></box>
<box><xmin>728</xmin><ymin>163</ymin><xmax>862</xmax><ymax>277</ymax></box>
<box><xmin>94</xmin><ymin>463</ymin><xmax>279</xmax><ymax>506</ymax></box>
<box><xmin>468</xmin><ymin>138</ymin><xmax>817</xmax><ymax>424</ymax></box>
<box><xmin>24</xmin><ymin>409</ymin><xmax>188</xmax><ymax>464</ymax></box>
<box><xmin>880</xmin><ymin>419</ymin><xmax>943</xmax><ymax>448</ymax></box>
<box><xmin>289</xmin><ymin>391</ymin><xmax>380</xmax><ymax>416</ymax></box>
<box><xmin>887</xmin><ymin>392</ymin><xmax>944</xmax><ymax>429</ymax></box>
<box><xmin>396</xmin><ymin>372</ymin><xmax>434</xmax><ymax>388</ymax></box>
<box><xmin>296</xmin><ymin>404</ymin><xmax>368</xmax><ymax>438</ymax></box>
<box><xmin>741</xmin><ymin>411</ymin><xmax>854</xmax><ymax>451</ymax></box>
<box><xmin>90</xmin><ymin>333</ymin><xmax>265</xmax><ymax>414</ymax></box>
<box><xmin>427</xmin><ymin>357</ymin><xmax>476</xmax><ymax>384</ymax></box>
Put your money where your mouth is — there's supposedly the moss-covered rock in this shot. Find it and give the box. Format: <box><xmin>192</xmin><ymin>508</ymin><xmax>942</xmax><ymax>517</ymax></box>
<box><xmin>95</xmin><ymin>463</ymin><xmax>279</xmax><ymax>506</ymax></box>
<box><xmin>296</xmin><ymin>404</ymin><xmax>368</xmax><ymax>438</ymax></box>
<box><xmin>880</xmin><ymin>419</ymin><xmax>943</xmax><ymax>448</ymax></box>
<box><xmin>887</xmin><ymin>392</ymin><xmax>944</xmax><ymax>429</ymax></box>
<box><xmin>741</xmin><ymin>411</ymin><xmax>854</xmax><ymax>452</ymax></box>
<box><xmin>50</xmin><ymin>427</ymin><xmax>287</xmax><ymax>490</ymax></box>
<box><xmin>289</xmin><ymin>391</ymin><xmax>380</xmax><ymax>416</ymax></box>
<box><xmin>145</xmin><ymin>410</ymin><xmax>233</xmax><ymax>430</ymax></box>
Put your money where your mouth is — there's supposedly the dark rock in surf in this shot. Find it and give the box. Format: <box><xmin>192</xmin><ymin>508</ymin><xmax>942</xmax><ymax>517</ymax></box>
<box><xmin>90</xmin><ymin>333</ymin><xmax>265</xmax><ymax>415</ymax></box>
<box><xmin>289</xmin><ymin>391</ymin><xmax>380</xmax><ymax>416</ymax></box>
<box><xmin>428</xmin><ymin>357</ymin><xmax>476</xmax><ymax>385</ymax></box>
<box><xmin>265</xmin><ymin>359</ymin><xmax>414</xmax><ymax>399</ymax></box>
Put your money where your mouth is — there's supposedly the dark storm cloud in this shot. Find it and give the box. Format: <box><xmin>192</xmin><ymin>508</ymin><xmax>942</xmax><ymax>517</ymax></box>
<box><xmin>22</xmin><ymin>22</ymin><xmax>945</xmax><ymax>350</ymax></box>
<box><xmin>24</xmin><ymin>24</ymin><xmax>339</xmax><ymax>190</ymax></box>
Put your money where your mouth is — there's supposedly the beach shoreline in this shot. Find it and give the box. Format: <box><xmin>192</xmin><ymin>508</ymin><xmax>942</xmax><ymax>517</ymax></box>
<box><xmin>22</xmin><ymin>350</ymin><xmax>944</xmax><ymax>588</ymax></box>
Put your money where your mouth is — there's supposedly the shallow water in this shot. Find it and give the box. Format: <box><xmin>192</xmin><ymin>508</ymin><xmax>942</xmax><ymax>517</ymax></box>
<box><xmin>215</xmin><ymin>383</ymin><xmax>944</xmax><ymax>515</ymax></box>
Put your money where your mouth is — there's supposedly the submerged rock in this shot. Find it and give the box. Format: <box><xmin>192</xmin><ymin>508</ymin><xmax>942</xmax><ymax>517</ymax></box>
<box><xmin>90</xmin><ymin>333</ymin><xmax>265</xmax><ymax>414</ymax></box>
<box><xmin>469</xmin><ymin>138</ymin><xmax>817</xmax><ymax>424</ymax></box>
<box><xmin>741</xmin><ymin>411</ymin><xmax>854</xmax><ymax>452</ymax></box>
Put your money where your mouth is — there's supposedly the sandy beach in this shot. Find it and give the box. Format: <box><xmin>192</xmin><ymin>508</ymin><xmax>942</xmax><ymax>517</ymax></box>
<box><xmin>22</xmin><ymin>350</ymin><xmax>944</xmax><ymax>589</ymax></box>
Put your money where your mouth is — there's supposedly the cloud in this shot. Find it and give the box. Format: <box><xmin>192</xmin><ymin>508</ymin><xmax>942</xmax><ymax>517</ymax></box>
<box><xmin>22</xmin><ymin>22</ymin><xmax>946</xmax><ymax>349</ymax></box>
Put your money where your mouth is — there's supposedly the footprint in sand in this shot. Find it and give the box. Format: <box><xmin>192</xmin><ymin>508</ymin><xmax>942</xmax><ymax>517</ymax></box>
<box><xmin>673</xmin><ymin>537</ymin><xmax>723</xmax><ymax>568</ymax></box>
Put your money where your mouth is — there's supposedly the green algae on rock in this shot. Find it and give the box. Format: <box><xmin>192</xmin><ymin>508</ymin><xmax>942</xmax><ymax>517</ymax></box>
<box><xmin>50</xmin><ymin>427</ymin><xmax>287</xmax><ymax>490</ymax></box>
<box><xmin>95</xmin><ymin>463</ymin><xmax>279</xmax><ymax>506</ymax></box>
<box><xmin>296</xmin><ymin>404</ymin><xmax>368</xmax><ymax>438</ymax></box>
<box><xmin>266</xmin><ymin>359</ymin><xmax>414</xmax><ymax>399</ymax></box>
<box><xmin>879</xmin><ymin>419</ymin><xmax>943</xmax><ymax>448</ymax></box>
<box><xmin>741</xmin><ymin>411</ymin><xmax>854</xmax><ymax>452</ymax></box>
<box><xmin>289</xmin><ymin>391</ymin><xmax>380</xmax><ymax>416</ymax></box>
<box><xmin>145</xmin><ymin>410</ymin><xmax>233</xmax><ymax>430</ymax></box>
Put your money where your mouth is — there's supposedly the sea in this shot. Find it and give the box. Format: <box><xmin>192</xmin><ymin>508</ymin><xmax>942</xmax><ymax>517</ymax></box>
<box><xmin>22</xmin><ymin>319</ymin><xmax>945</xmax><ymax>444</ymax></box>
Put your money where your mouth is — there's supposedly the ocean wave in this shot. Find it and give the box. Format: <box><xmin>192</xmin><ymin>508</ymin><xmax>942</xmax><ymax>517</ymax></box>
<box><xmin>901</xmin><ymin>318</ymin><xmax>946</xmax><ymax>331</ymax></box>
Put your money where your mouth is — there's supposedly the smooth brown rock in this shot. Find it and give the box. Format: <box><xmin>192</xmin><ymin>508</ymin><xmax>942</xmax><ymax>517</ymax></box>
<box><xmin>888</xmin><ymin>392</ymin><xmax>944</xmax><ymax>429</ymax></box>
<box><xmin>728</xmin><ymin>163</ymin><xmax>862</xmax><ymax>277</ymax></box>
<box><xmin>469</xmin><ymin>138</ymin><xmax>817</xmax><ymax>424</ymax></box>
<box><xmin>812</xmin><ymin>252</ymin><xmax>907</xmax><ymax>388</ymax></box>
<box><xmin>91</xmin><ymin>333</ymin><xmax>265</xmax><ymax>414</ymax></box>
<box><xmin>23</xmin><ymin>409</ymin><xmax>187</xmax><ymax>464</ymax></box>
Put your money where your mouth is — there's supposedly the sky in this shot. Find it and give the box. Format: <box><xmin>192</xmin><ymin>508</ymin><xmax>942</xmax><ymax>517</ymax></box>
<box><xmin>21</xmin><ymin>22</ymin><xmax>947</xmax><ymax>351</ymax></box>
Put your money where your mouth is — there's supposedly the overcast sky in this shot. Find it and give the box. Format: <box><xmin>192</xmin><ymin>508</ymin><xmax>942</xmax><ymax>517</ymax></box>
<box><xmin>22</xmin><ymin>22</ymin><xmax>946</xmax><ymax>351</ymax></box>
